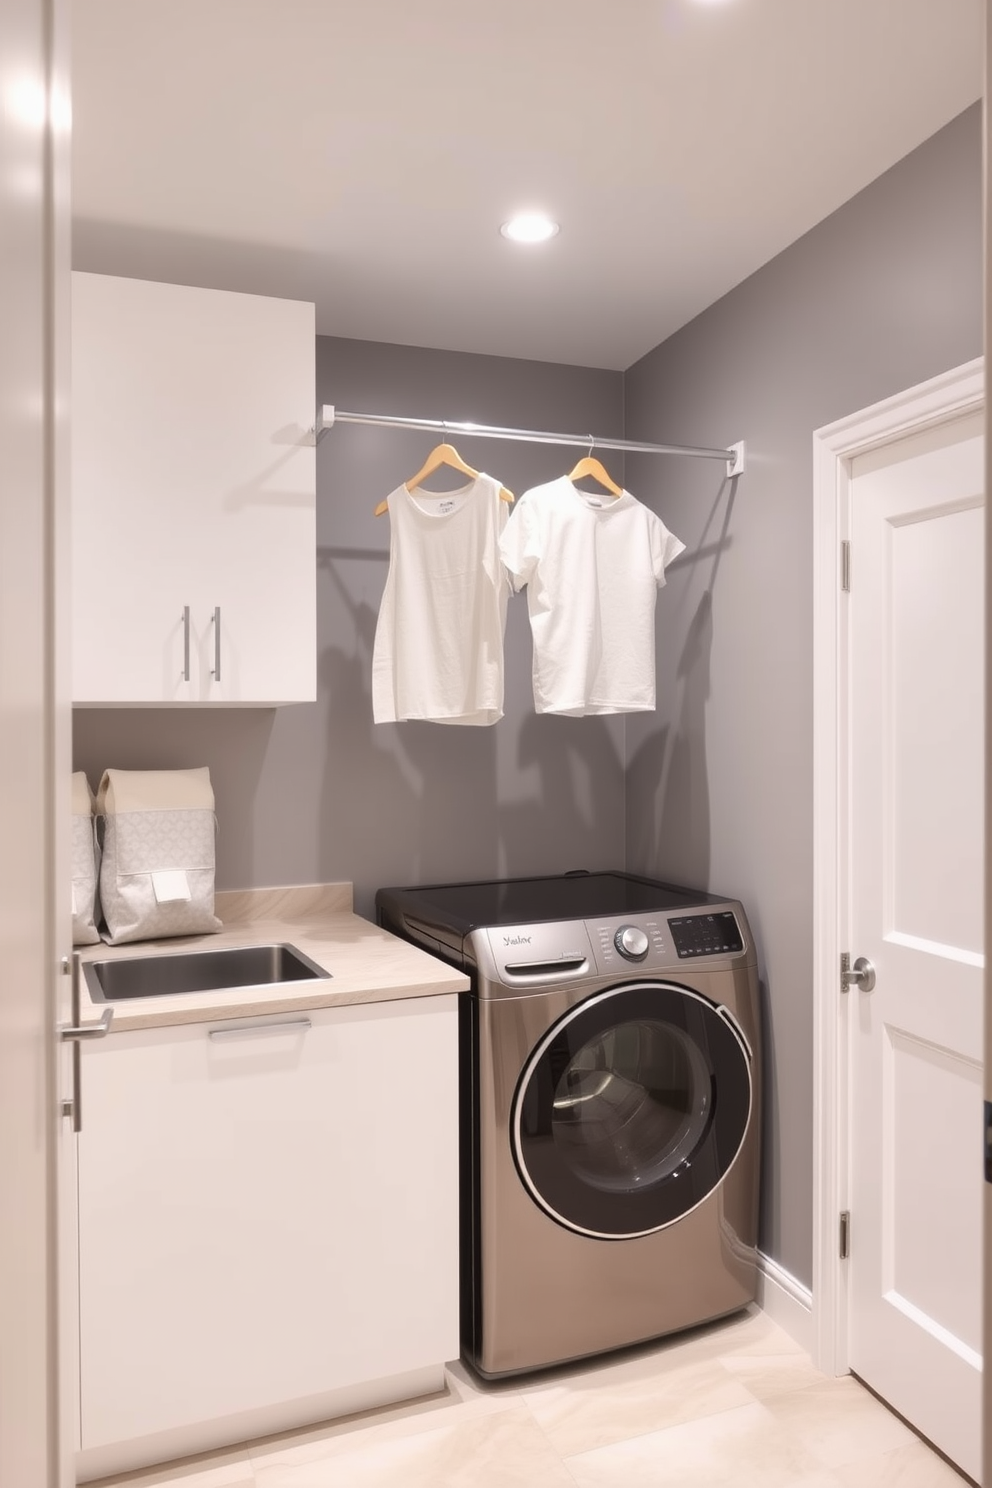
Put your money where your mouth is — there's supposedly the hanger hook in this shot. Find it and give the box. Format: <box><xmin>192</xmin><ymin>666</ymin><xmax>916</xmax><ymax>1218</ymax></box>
<box><xmin>587</xmin><ymin>433</ymin><xmax>595</xmax><ymax>457</ymax></box>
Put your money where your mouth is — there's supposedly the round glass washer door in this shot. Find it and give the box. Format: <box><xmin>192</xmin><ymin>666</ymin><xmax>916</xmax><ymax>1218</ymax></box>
<box><xmin>511</xmin><ymin>981</ymin><xmax>752</xmax><ymax>1239</ymax></box>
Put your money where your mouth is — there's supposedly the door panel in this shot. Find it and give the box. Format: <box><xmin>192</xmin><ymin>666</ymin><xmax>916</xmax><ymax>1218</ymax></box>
<box><xmin>889</xmin><ymin>500</ymin><xmax>984</xmax><ymax>954</ymax></box>
<box><xmin>848</xmin><ymin>409</ymin><xmax>984</xmax><ymax>1482</ymax></box>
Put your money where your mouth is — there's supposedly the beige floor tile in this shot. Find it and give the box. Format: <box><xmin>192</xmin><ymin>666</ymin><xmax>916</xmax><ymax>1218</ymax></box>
<box><xmin>705</xmin><ymin>1306</ymin><xmax>808</xmax><ymax>1361</ymax></box>
<box><xmin>251</xmin><ymin>1403</ymin><xmax>578</xmax><ymax>1488</ymax></box>
<box><xmin>520</xmin><ymin>1354</ymin><xmax>755</xmax><ymax>1456</ymax></box>
<box><xmin>87</xmin><ymin>1452</ymin><xmax>255</xmax><ymax>1488</ymax></box>
<box><xmin>564</xmin><ymin>1399</ymin><xmax>843</xmax><ymax>1488</ymax></box>
<box><xmin>721</xmin><ymin>1349</ymin><xmax>830</xmax><ymax>1400</ymax></box>
<box><xmin>249</xmin><ymin>1376</ymin><xmax>523</xmax><ymax>1473</ymax></box>
<box><xmin>761</xmin><ymin>1375</ymin><xmax>918</xmax><ymax>1469</ymax></box>
<box><xmin>831</xmin><ymin>1439</ymin><xmax>972</xmax><ymax>1487</ymax></box>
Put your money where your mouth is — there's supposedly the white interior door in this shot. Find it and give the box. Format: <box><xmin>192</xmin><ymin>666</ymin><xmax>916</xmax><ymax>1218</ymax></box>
<box><xmin>847</xmin><ymin>408</ymin><xmax>984</xmax><ymax>1482</ymax></box>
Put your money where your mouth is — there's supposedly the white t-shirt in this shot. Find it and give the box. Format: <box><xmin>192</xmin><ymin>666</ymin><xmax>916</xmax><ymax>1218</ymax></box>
<box><xmin>498</xmin><ymin>476</ymin><xmax>686</xmax><ymax>715</ymax></box>
<box><xmin>372</xmin><ymin>472</ymin><xmax>511</xmax><ymax>725</ymax></box>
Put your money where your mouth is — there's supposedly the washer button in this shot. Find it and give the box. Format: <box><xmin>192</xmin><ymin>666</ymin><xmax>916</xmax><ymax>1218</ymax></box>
<box><xmin>614</xmin><ymin>925</ymin><xmax>650</xmax><ymax>961</ymax></box>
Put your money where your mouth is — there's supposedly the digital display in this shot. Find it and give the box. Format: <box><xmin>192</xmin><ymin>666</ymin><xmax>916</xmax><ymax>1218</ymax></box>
<box><xmin>668</xmin><ymin>911</ymin><xmax>744</xmax><ymax>959</ymax></box>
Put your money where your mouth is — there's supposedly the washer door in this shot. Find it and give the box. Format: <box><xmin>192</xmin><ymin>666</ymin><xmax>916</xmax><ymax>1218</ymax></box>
<box><xmin>512</xmin><ymin>981</ymin><xmax>752</xmax><ymax>1239</ymax></box>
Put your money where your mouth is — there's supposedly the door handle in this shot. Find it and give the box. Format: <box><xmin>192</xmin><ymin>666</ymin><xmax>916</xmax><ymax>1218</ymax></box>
<box><xmin>841</xmin><ymin>953</ymin><xmax>876</xmax><ymax>993</ymax></box>
<box><xmin>61</xmin><ymin>1007</ymin><xmax>114</xmax><ymax>1040</ymax></box>
<box><xmin>60</xmin><ymin>953</ymin><xmax>114</xmax><ymax>1133</ymax></box>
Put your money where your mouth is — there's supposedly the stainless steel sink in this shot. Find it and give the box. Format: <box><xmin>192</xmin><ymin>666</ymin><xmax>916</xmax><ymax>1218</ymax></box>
<box><xmin>83</xmin><ymin>943</ymin><xmax>331</xmax><ymax>1002</ymax></box>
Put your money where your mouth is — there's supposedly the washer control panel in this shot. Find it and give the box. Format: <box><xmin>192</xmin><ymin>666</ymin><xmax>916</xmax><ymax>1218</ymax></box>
<box><xmin>614</xmin><ymin>924</ymin><xmax>650</xmax><ymax>961</ymax></box>
<box><xmin>668</xmin><ymin>910</ymin><xmax>744</xmax><ymax>960</ymax></box>
<box><xmin>589</xmin><ymin>914</ymin><xmax>668</xmax><ymax>972</ymax></box>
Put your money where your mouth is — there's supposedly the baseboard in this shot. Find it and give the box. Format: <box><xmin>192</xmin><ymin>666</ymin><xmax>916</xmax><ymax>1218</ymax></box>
<box><xmin>756</xmin><ymin>1250</ymin><xmax>814</xmax><ymax>1356</ymax></box>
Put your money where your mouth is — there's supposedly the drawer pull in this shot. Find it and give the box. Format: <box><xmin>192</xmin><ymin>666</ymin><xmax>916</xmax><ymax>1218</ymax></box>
<box><xmin>208</xmin><ymin>1017</ymin><xmax>312</xmax><ymax>1042</ymax></box>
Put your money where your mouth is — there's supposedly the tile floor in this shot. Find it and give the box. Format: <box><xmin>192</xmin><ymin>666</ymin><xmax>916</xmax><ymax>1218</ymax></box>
<box><xmin>90</xmin><ymin>1309</ymin><xmax>970</xmax><ymax>1488</ymax></box>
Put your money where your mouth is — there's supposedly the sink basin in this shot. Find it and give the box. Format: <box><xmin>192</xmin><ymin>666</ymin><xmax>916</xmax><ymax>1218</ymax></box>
<box><xmin>83</xmin><ymin>943</ymin><xmax>331</xmax><ymax>1002</ymax></box>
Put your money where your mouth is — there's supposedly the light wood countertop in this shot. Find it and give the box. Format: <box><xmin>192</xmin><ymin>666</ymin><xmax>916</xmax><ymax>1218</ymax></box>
<box><xmin>75</xmin><ymin>882</ymin><xmax>469</xmax><ymax>1032</ymax></box>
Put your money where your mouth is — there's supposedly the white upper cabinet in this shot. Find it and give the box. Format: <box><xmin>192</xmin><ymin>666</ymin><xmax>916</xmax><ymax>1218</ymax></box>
<box><xmin>71</xmin><ymin>272</ymin><xmax>316</xmax><ymax>705</ymax></box>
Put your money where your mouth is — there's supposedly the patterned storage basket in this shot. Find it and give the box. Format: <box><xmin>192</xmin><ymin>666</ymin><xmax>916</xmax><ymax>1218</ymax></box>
<box><xmin>96</xmin><ymin>767</ymin><xmax>222</xmax><ymax>946</ymax></box>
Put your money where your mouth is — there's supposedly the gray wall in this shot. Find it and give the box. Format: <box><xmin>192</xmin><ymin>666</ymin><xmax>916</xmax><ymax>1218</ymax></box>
<box><xmin>622</xmin><ymin>104</ymin><xmax>983</xmax><ymax>1285</ymax></box>
<box><xmin>73</xmin><ymin>341</ymin><xmax>626</xmax><ymax>920</ymax></box>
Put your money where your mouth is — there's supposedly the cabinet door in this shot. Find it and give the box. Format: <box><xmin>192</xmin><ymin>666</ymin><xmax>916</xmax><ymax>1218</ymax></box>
<box><xmin>71</xmin><ymin>273</ymin><xmax>316</xmax><ymax>705</ymax></box>
<box><xmin>77</xmin><ymin>997</ymin><xmax>459</xmax><ymax>1451</ymax></box>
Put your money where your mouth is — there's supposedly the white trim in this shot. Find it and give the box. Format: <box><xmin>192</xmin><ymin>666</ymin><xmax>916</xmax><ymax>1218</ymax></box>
<box><xmin>756</xmin><ymin>1251</ymin><xmax>814</xmax><ymax>1356</ymax></box>
<box><xmin>811</xmin><ymin>357</ymin><xmax>984</xmax><ymax>1379</ymax></box>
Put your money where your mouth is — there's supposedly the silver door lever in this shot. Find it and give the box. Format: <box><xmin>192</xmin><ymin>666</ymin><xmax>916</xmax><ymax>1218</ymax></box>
<box><xmin>841</xmin><ymin>953</ymin><xmax>876</xmax><ymax>993</ymax></box>
<box><xmin>60</xmin><ymin>953</ymin><xmax>114</xmax><ymax>1133</ymax></box>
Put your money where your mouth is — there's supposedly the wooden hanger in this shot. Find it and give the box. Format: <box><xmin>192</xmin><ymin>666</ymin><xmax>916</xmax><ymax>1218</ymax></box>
<box><xmin>568</xmin><ymin>452</ymin><xmax>623</xmax><ymax>498</ymax></box>
<box><xmin>374</xmin><ymin>442</ymin><xmax>515</xmax><ymax>515</ymax></box>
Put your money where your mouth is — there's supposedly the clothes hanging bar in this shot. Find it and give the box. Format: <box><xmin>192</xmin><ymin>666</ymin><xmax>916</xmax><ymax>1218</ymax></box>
<box><xmin>315</xmin><ymin>405</ymin><xmax>746</xmax><ymax>478</ymax></box>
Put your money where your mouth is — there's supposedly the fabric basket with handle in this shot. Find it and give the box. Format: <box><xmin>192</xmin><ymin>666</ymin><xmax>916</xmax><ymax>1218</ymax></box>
<box><xmin>71</xmin><ymin>771</ymin><xmax>101</xmax><ymax>945</ymax></box>
<box><xmin>97</xmin><ymin>766</ymin><xmax>222</xmax><ymax>946</ymax></box>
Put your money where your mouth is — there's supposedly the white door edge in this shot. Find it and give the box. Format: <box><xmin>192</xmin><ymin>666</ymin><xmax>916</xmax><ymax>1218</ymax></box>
<box><xmin>811</xmin><ymin>356</ymin><xmax>984</xmax><ymax>1377</ymax></box>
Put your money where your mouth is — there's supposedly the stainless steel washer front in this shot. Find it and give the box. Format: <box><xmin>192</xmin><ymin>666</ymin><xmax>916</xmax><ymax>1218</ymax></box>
<box><xmin>376</xmin><ymin>872</ymin><xmax>762</xmax><ymax>1380</ymax></box>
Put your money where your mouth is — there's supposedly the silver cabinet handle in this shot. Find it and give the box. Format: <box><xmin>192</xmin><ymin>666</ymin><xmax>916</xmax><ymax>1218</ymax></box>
<box><xmin>60</xmin><ymin>953</ymin><xmax>114</xmax><ymax>1134</ymax></box>
<box><xmin>208</xmin><ymin>1017</ymin><xmax>311</xmax><ymax>1042</ymax></box>
<box><xmin>212</xmin><ymin>605</ymin><xmax>221</xmax><ymax>681</ymax></box>
<box><xmin>182</xmin><ymin>604</ymin><xmax>191</xmax><ymax>682</ymax></box>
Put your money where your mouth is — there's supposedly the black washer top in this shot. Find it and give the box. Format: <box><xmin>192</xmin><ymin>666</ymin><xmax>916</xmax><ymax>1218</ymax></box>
<box><xmin>376</xmin><ymin>870</ymin><xmax>726</xmax><ymax>934</ymax></box>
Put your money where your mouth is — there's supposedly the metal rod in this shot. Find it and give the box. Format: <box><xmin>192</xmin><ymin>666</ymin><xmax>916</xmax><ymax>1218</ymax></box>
<box><xmin>316</xmin><ymin>405</ymin><xmax>734</xmax><ymax>463</ymax></box>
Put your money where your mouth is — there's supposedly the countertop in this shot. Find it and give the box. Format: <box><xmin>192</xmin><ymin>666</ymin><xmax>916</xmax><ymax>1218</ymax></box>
<box><xmin>75</xmin><ymin>882</ymin><xmax>469</xmax><ymax>1031</ymax></box>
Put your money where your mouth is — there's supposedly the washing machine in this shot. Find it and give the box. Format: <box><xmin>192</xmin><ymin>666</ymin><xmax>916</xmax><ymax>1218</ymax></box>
<box><xmin>375</xmin><ymin>869</ymin><xmax>761</xmax><ymax>1380</ymax></box>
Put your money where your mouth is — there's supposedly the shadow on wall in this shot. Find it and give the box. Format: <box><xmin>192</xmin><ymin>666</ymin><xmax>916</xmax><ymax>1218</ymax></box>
<box><xmin>626</xmin><ymin>479</ymin><xmax>737</xmax><ymax>890</ymax></box>
<box><xmin>499</xmin><ymin>709</ymin><xmax>625</xmax><ymax>878</ymax></box>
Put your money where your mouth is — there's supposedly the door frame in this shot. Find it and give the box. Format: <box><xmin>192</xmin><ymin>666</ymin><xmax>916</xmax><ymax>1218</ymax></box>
<box><xmin>811</xmin><ymin>356</ymin><xmax>984</xmax><ymax>1376</ymax></box>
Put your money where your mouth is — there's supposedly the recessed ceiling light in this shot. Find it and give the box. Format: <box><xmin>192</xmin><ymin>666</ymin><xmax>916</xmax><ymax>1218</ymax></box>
<box><xmin>500</xmin><ymin>213</ymin><xmax>560</xmax><ymax>244</ymax></box>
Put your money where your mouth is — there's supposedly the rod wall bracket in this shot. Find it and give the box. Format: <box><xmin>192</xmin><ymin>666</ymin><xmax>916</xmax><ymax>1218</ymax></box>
<box><xmin>727</xmin><ymin>440</ymin><xmax>746</xmax><ymax>479</ymax></box>
<box><xmin>311</xmin><ymin>404</ymin><xmax>336</xmax><ymax>444</ymax></box>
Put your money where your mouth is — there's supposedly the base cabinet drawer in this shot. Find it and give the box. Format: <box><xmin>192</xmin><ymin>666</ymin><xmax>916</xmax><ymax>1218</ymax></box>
<box><xmin>76</xmin><ymin>996</ymin><xmax>459</xmax><ymax>1471</ymax></box>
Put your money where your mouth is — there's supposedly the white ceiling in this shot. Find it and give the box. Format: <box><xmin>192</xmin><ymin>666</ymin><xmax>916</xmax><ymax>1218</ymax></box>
<box><xmin>70</xmin><ymin>0</ymin><xmax>983</xmax><ymax>371</ymax></box>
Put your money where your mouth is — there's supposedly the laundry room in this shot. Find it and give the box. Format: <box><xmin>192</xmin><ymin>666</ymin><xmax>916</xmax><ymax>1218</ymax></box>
<box><xmin>20</xmin><ymin>0</ymin><xmax>984</xmax><ymax>1484</ymax></box>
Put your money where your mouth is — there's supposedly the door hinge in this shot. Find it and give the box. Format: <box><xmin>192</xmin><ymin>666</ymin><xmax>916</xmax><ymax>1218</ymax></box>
<box><xmin>841</xmin><ymin>540</ymin><xmax>851</xmax><ymax>592</ymax></box>
<box><xmin>840</xmin><ymin>1210</ymin><xmax>851</xmax><ymax>1259</ymax></box>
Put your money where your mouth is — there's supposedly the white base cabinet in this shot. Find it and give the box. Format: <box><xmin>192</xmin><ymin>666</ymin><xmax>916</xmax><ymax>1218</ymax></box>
<box><xmin>71</xmin><ymin>272</ymin><xmax>317</xmax><ymax>706</ymax></box>
<box><xmin>76</xmin><ymin>996</ymin><xmax>459</xmax><ymax>1477</ymax></box>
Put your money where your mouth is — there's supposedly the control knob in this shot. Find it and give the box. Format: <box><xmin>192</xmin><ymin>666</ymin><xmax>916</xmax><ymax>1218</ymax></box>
<box><xmin>614</xmin><ymin>924</ymin><xmax>649</xmax><ymax>961</ymax></box>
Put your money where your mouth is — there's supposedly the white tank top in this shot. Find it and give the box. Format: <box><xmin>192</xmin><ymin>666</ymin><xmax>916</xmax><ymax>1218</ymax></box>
<box><xmin>372</xmin><ymin>472</ymin><xmax>511</xmax><ymax>725</ymax></box>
